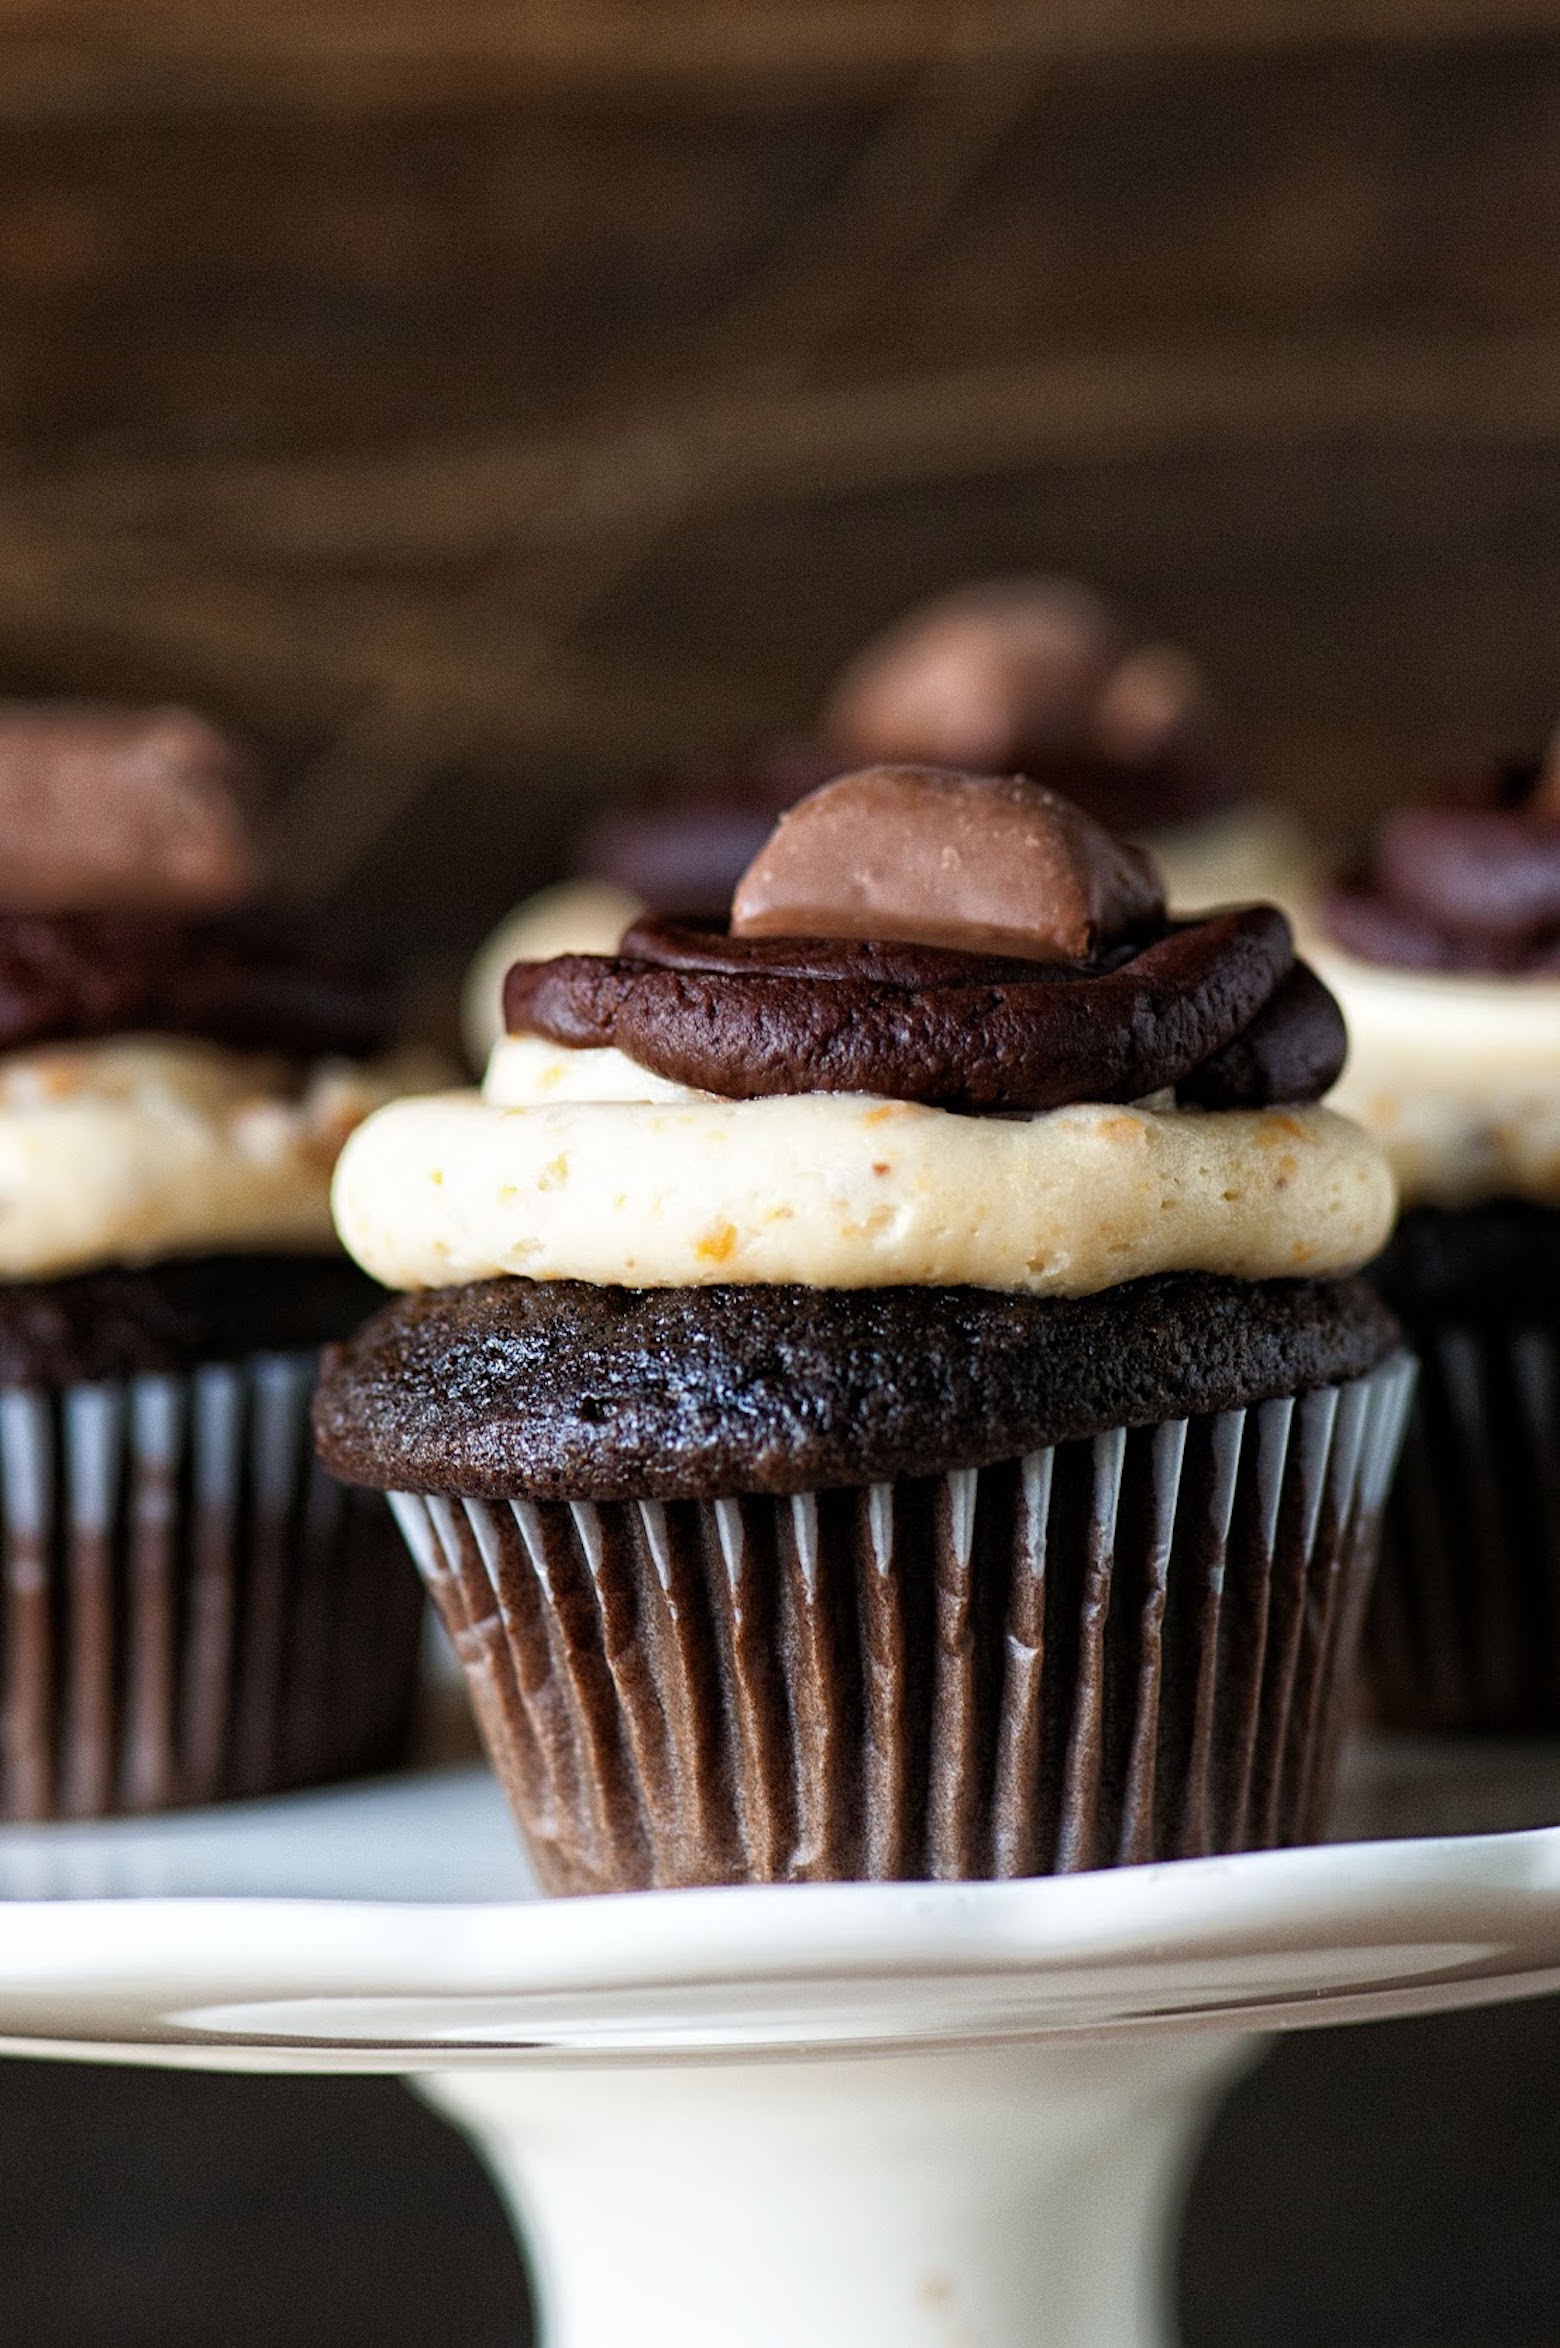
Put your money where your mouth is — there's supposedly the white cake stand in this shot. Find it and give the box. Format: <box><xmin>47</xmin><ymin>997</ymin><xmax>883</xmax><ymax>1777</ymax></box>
<box><xmin>2</xmin><ymin>1740</ymin><xmax>1560</xmax><ymax>2348</ymax></box>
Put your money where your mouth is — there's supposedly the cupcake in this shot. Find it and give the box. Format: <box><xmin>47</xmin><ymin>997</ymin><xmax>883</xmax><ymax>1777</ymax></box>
<box><xmin>0</xmin><ymin>704</ymin><xmax>431</xmax><ymax>1817</ymax></box>
<box><xmin>320</xmin><ymin>765</ymin><xmax>1407</xmax><ymax>1892</ymax></box>
<box><xmin>1315</xmin><ymin>752</ymin><xmax>1560</xmax><ymax>1730</ymax></box>
<box><xmin>462</xmin><ymin>577</ymin><xmax>1314</xmax><ymax>1067</ymax></box>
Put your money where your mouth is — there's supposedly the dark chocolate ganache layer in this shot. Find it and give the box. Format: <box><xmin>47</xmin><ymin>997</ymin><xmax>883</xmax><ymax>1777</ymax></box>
<box><xmin>1325</xmin><ymin>757</ymin><xmax>1560</xmax><ymax>975</ymax></box>
<box><xmin>314</xmin><ymin>1271</ymin><xmax>1402</xmax><ymax>1501</ymax></box>
<box><xmin>0</xmin><ymin>908</ymin><xmax>393</xmax><ymax>1059</ymax></box>
<box><xmin>503</xmin><ymin>906</ymin><xmax>1347</xmax><ymax>1114</ymax></box>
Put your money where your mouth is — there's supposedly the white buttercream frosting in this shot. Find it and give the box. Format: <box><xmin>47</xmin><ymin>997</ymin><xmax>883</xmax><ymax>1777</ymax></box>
<box><xmin>331</xmin><ymin>1036</ymin><xmax>1395</xmax><ymax>1296</ymax></box>
<box><xmin>461</xmin><ymin>880</ymin><xmax>643</xmax><ymax>1069</ymax></box>
<box><xmin>1147</xmin><ymin>803</ymin><xmax>1318</xmax><ymax>921</ymax></box>
<box><xmin>1310</xmin><ymin>939</ymin><xmax>1560</xmax><ymax>1208</ymax></box>
<box><xmin>0</xmin><ymin>1036</ymin><xmax>442</xmax><ymax>1279</ymax></box>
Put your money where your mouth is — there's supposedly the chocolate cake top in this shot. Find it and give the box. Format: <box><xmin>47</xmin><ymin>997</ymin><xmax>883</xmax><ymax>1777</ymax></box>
<box><xmin>313</xmin><ymin>1270</ymin><xmax>1401</xmax><ymax>1500</ymax></box>
<box><xmin>0</xmin><ymin>1252</ymin><xmax>386</xmax><ymax>1384</ymax></box>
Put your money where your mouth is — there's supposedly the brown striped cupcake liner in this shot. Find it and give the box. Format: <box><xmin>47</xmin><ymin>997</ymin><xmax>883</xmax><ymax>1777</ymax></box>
<box><xmin>390</xmin><ymin>1351</ymin><xmax>1414</xmax><ymax>1894</ymax></box>
<box><xmin>0</xmin><ymin>1351</ymin><xmax>422</xmax><ymax>1821</ymax></box>
<box><xmin>1369</xmin><ymin>1325</ymin><xmax>1560</xmax><ymax>1733</ymax></box>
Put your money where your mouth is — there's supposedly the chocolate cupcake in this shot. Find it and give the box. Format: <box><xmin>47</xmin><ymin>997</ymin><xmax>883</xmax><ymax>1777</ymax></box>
<box><xmin>323</xmin><ymin>765</ymin><xmax>1409</xmax><ymax>1891</ymax></box>
<box><xmin>0</xmin><ymin>705</ymin><xmax>431</xmax><ymax>1817</ymax></box>
<box><xmin>1316</xmin><ymin>754</ymin><xmax>1560</xmax><ymax>1730</ymax></box>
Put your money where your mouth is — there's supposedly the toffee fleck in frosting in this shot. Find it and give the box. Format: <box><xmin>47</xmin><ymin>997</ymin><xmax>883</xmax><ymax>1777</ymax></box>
<box><xmin>320</xmin><ymin>765</ymin><xmax>1409</xmax><ymax>1892</ymax></box>
<box><xmin>1315</xmin><ymin>752</ymin><xmax>1560</xmax><ymax>1730</ymax></box>
<box><xmin>0</xmin><ymin>704</ymin><xmax>430</xmax><ymax>1818</ymax></box>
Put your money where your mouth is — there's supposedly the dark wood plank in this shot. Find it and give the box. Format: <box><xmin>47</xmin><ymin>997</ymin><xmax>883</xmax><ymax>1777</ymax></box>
<box><xmin>1</xmin><ymin>0</ymin><xmax>1559</xmax><ymax>112</ymax></box>
<box><xmin>0</xmin><ymin>37</ymin><xmax>1553</xmax><ymax>928</ymax></box>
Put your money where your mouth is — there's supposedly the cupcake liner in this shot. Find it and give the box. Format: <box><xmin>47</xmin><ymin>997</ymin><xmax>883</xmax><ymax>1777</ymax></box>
<box><xmin>391</xmin><ymin>1352</ymin><xmax>1412</xmax><ymax>1892</ymax></box>
<box><xmin>0</xmin><ymin>1352</ymin><xmax>423</xmax><ymax>1821</ymax></box>
<box><xmin>1368</xmin><ymin>1323</ymin><xmax>1560</xmax><ymax>1731</ymax></box>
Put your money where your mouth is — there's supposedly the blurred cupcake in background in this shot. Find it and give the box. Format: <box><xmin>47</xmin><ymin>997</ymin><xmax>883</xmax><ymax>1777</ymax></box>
<box><xmin>823</xmin><ymin>577</ymin><xmax>1316</xmax><ymax>917</ymax></box>
<box><xmin>1313</xmin><ymin>744</ymin><xmax>1560</xmax><ymax>1730</ymax></box>
<box><xmin>322</xmin><ymin>764</ymin><xmax>1407</xmax><ymax>1895</ymax></box>
<box><xmin>0</xmin><ymin>703</ymin><xmax>435</xmax><ymax>1818</ymax></box>
<box><xmin>463</xmin><ymin>576</ymin><xmax>1312</xmax><ymax>1067</ymax></box>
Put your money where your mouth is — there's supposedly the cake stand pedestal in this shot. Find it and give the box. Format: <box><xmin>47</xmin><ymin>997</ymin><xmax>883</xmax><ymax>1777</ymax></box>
<box><xmin>428</xmin><ymin>2036</ymin><xmax>1249</xmax><ymax>2348</ymax></box>
<box><xmin>0</xmin><ymin>1739</ymin><xmax>1557</xmax><ymax>2348</ymax></box>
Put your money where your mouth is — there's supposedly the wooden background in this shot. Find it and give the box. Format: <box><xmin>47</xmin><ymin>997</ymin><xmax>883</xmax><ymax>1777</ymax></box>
<box><xmin>2</xmin><ymin>0</ymin><xmax>1560</xmax><ymax>962</ymax></box>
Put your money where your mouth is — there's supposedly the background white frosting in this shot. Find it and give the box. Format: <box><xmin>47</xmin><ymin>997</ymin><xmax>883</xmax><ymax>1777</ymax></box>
<box><xmin>1311</xmin><ymin>941</ymin><xmax>1560</xmax><ymax>1208</ymax></box>
<box><xmin>0</xmin><ymin>1037</ymin><xmax>439</xmax><ymax>1279</ymax></box>
<box><xmin>332</xmin><ymin>1037</ymin><xmax>1395</xmax><ymax>1295</ymax></box>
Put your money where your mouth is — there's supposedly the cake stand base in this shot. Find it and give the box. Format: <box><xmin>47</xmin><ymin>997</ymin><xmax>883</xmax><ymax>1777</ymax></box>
<box><xmin>4</xmin><ymin>1743</ymin><xmax>1560</xmax><ymax>2347</ymax></box>
<box><xmin>424</xmin><ymin>2034</ymin><xmax>1251</xmax><ymax>2348</ymax></box>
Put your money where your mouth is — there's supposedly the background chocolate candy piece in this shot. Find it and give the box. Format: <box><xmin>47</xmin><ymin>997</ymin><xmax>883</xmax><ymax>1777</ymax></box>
<box><xmin>817</xmin><ymin>579</ymin><xmax>1237</xmax><ymax>834</ymax></box>
<box><xmin>0</xmin><ymin>703</ymin><xmax>260</xmax><ymax>913</ymax></box>
<box><xmin>822</xmin><ymin>578</ymin><xmax>1128</xmax><ymax>771</ymax></box>
<box><xmin>729</xmin><ymin>763</ymin><xmax>1165</xmax><ymax>962</ymax></box>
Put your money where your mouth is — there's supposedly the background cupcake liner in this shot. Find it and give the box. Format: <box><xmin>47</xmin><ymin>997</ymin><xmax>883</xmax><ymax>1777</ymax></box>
<box><xmin>1369</xmin><ymin>1324</ymin><xmax>1560</xmax><ymax>1732</ymax></box>
<box><xmin>0</xmin><ymin>1352</ymin><xmax>423</xmax><ymax>1821</ymax></box>
<box><xmin>391</xmin><ymin>1352</ymin><xmax>1414</xmax><ymax>1893</ymax></box>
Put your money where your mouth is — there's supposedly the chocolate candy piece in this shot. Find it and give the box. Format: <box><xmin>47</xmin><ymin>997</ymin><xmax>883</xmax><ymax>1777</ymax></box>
<box><xmin>823</xmin><ymin>580</ymin><xmax>1126</xmax><ymax>771</ymax></box>
<box><xmin>730</xmin><ymin>765</ymin><xmax>1165</xmax><ymax>963</ymax></box>
<box><xmin>1093</xmin><ymin>642</ymin><xmax>1209</xmax><ymax>766</ymax></box>
<box><xmin>0</xmin><ymin>704</ymin><xmax>259</xmax><ymax>913</ymax></box>
<box><xmin>506</xmin><ymin>904</ymin><xmax>1315</xmax><ymax>1113</ymax></box>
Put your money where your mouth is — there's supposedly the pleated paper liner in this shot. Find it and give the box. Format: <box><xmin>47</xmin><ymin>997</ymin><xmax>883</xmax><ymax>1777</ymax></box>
<box><xmin>1368</xmin><ymin>1324</ymin><xmax>1560</xmax><ymax>1732</ymax></box>
<box><xmin>391</xmin><ymin>1352</ymin><xmax>1414</xmax><ymax>1893</ymax></box>
<box><xmin>0</xmin><ymin>1351</ymin><xmax>424</xmax><ymax>1821</ymax></box>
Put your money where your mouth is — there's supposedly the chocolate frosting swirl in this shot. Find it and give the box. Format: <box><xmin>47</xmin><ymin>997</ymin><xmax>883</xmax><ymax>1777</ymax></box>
<box><xmin>0</xmin><ymin>908</ymin><xmax>393</xmax><ymax>1060</ymax></box>
<box><xmin>1325</xmin><ymin>758</ymin><xmax>1560</xmax><ymax>975</ymax></box>
<box><xmin>504</xmin><ymin>907</ymin><xmax>1345</xmax><ymax>1113</ymax></box>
